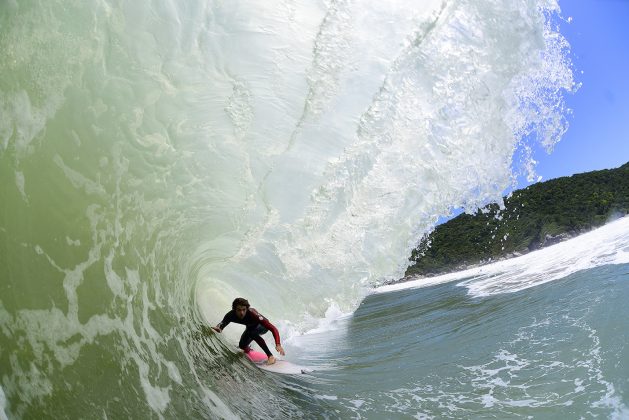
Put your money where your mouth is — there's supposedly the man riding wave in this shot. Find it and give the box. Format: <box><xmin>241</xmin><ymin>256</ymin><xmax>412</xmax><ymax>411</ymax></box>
<box><xmin>212</xmin><ymin>297</ymin><xmax>285</xmax><ymax>365</ymax></box>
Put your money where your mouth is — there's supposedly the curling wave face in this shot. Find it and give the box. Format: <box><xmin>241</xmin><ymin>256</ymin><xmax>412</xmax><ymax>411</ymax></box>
<box><xmin>0</xmin><ymin>0</ymin><xmax>575</xmax><ymax>417</ymax></box>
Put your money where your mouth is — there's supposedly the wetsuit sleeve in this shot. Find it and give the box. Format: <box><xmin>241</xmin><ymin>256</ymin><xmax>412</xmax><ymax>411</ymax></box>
<box><xmin>259</xmin><ymin>316</ymin><xmax>281</xmax><ymax>346</ymax></box>
<box><xmin>217</xmin><ymin>311</ymin><xmax>233</xmax><ymax>330</ymax></box>
<box><xmin>249</xmin><ymin>308</ymin><xmax>281</xmax><ymax>345</ymax></box>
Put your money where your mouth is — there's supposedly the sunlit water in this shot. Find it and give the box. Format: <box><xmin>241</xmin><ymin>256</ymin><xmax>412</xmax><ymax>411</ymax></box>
<box><xmin>2</xmin><ymin>0</ymin><xmax>616</xmax><ymax>418</ymax></box>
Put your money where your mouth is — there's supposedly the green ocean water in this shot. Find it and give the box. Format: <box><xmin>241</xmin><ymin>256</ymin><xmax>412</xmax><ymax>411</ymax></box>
<box><xmin>3</xmin><ymin>1</ymin><xmax>617</xmax><ymax>418</ymax></box>
<box><xmin>304</xmin><ymin>263</ymin><xmax>629</xmax><ymax>418</ymax></box>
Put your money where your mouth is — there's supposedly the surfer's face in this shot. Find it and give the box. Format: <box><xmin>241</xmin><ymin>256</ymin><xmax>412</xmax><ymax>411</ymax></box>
<box><xmin>235</xmin><ymin>305</ymin><xmax>247</xmax><ymax>319</ymax></box>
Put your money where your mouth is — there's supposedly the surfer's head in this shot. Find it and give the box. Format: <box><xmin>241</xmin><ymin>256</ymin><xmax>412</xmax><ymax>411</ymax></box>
<box><xmin>232</xmin><ymin>297</ymin><xmax>250</xmax><ymax>319</ymax></box>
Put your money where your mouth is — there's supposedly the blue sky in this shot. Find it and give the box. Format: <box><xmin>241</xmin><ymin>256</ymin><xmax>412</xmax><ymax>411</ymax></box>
<box><xmin>526</xmin><ymin>0</ymin><xmax>629</xmax><ymax>186</ymax></box>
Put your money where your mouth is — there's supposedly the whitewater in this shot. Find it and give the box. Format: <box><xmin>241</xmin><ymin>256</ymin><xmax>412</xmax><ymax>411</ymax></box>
<box><xmin>3</xmin><ymin>0</ymin><xmax>627</xmax><ymax>418</ymax></box>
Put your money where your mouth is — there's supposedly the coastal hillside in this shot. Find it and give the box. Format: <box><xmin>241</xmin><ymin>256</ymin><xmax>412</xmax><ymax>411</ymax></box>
<box><xmin>407</xmin><ymin>162</ymin><xmax>629</xmax><ymax>276</ymax></box>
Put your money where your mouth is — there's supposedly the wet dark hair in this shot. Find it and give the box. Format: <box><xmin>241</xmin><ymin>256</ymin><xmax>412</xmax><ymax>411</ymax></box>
<box><xmin>232</xmin><ymin>297</ymin><xmax>250</xmax><ymax>310</ymax></box>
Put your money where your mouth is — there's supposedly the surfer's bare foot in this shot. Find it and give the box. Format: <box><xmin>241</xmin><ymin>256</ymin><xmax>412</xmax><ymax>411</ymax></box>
<box><xmin>267</xmin><ymin>356</ymin><xmax>276</xmax><ymax>365</ymax></box>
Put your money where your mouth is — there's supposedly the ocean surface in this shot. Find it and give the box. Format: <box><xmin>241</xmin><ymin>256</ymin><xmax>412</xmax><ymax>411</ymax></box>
<box><xmin>4</xmin><ymin>1</ymin><xmax>627</xmax><ymax>419</ymax></box>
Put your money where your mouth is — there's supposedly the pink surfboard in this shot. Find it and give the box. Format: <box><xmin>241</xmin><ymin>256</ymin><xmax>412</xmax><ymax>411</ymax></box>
<box><xmin>245</xmin><ymin>350</ymin><xmax>269</xmax><ymax>363</ymax></box>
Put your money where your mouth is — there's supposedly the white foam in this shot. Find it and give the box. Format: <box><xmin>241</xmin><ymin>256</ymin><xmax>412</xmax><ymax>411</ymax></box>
<box><xmin>15</xmin><ymin>171</ymin><xmax>27</xmax><ymax>202</ymax></box>
<box><xmin>301</xmin><ymin>303</ymin><xmax>353</xmax><ymax>336</ymax></box>
<box><xmin>350</xmin><ymin>399</ymin><xmax>365</xmax><ymax>408</ymax></box>
<box><xmin>315</xmin><ymin>394</ymin><xmax>338</xmax><ymax>401</ymax></box>
<box><xmin>133</xmin><ymin>354</ymin><xmax>171</xmax><ymax>415</ymax></box>
<box><xmin>0</xmin><ymin>385</ymin><xmax>8</xmax><ymax>420</ymax></box>
<box><xmin>201</xmin><ymin>390</ymin><xmax>239</xmax><ymax>420</ymax></box>
<box><xmin>376</xmin><ymin>216</ymin><xmax>629</xmax><ymax>296</ymax></box>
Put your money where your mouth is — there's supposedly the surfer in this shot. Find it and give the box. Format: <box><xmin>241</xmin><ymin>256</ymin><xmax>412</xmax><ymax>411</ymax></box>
<box><xmin>212</xmin><ymin>297</ymin><xmax>286</xmax><ymax>365</ymax></box>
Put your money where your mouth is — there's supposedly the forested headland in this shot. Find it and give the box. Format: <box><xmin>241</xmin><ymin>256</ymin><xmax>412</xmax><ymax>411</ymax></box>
<box><xmin>407</xmin><ymin>162</ymin><xmax>629</xmax><ymax>276</ymax></box>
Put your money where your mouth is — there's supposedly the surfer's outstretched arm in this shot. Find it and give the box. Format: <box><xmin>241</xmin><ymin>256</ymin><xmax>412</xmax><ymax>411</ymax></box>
<box><xmin>213</xmin><ymin>311</ymin><xmax>233</xmax><ymax>332</ymax></box>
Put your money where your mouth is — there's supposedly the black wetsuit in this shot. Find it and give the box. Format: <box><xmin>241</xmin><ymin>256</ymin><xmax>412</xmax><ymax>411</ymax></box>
<box><xmin>217</xmin><ymin>308</ymin><xmax>281</xmax><ymax>357</ymax></box>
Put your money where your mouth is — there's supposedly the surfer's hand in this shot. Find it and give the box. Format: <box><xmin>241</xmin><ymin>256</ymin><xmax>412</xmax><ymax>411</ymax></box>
<box><xmin>276</xmin><ymin>344</ymin><xmax>285</xmax><ymax>356</ymax></box>
<box><xmin>211</xmin><ymin>326</ymin><xmax>222</xmax><ymax>333</ymax></box>
<box><xmin>267</xmin><ymin>356</ymin><xmax>276</xmax><ymax>365</ymax></box>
